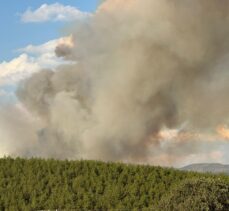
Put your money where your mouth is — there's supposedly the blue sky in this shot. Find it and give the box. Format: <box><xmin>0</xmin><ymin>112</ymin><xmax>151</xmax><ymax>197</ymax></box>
<box><xmin>0</xmin><ymin>0</ymin><xmax>100</xmax><ymax>104</ymax></box>
<box><xmin>0</xmin><ymin>0</ymin><xmax>99</xmax><ymax>61</ymax></box>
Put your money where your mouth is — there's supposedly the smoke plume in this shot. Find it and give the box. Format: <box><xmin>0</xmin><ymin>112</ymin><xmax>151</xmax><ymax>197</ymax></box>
<box><xmin>2</xmin><ymin>0</ymin><xmax>229</xmax><ymax>166</ymax></box>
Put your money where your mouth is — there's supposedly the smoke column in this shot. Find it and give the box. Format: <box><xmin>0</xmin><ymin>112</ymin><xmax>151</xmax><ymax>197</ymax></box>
<box><xmin>2</xmin><ymin>0</ymin><xmax>229</xmax><ymax>166</ymax></box>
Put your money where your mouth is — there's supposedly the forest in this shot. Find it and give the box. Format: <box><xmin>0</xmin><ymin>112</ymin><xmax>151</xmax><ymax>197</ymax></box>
<box><xmin>0</xmin><ymin>157</ymin><xmax>228</xmax><ymax>210</ymax></box>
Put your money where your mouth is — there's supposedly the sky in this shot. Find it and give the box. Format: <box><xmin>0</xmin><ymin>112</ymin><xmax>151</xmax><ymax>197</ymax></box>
<box><xmin>0</xmin><ymin>0</ymin><xmax>99</xmax><ymax>103</ymax></box>
<box><xmin>0</xmin><ymin>0</ymin><xmax>98</xmax><ymax>61</ymax></box>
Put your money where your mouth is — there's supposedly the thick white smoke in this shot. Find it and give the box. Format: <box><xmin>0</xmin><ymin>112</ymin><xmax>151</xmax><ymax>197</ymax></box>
<box><xmin>2</xmin><ymin>0</ymin><xmax>229</xmax><ymax>166</ymax></box>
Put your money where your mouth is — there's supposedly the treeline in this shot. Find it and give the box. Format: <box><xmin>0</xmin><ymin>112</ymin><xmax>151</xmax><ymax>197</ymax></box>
<box><xmin>0</xmin><ymin>157</ymin><xmax>228</xmax><ymax>210</ymax></box>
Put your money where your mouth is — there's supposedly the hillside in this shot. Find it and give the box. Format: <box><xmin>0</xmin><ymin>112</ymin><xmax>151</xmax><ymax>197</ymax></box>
<box><xmin>0</xmin><ymin>158</ymin><xmax>228</xmax><ymax>210</ymax></box>
<box><xmin>181</xmin><ymin>163</ymin><xmax>229</xmax><ymax>175</ymax></box>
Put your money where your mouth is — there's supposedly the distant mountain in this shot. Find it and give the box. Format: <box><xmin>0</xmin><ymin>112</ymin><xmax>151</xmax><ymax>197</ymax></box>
<box><xmin>181</xmin><ymin>163</ymin><xmax>229</xmax><ymax>175</ymax></box>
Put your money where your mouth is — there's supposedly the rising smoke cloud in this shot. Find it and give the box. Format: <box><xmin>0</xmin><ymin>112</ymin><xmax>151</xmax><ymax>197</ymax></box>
<box><xmin>2</xmin><ymin>0</ymin><xmax>229</xmax><ymax>166</ymax></box>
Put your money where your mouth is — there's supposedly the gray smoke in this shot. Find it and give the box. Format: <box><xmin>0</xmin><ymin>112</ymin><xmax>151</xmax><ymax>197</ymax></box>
<box><xmin>4</xmin><ymin>0</ymin><xmax>229</xmax><ymax>166</ymax></box>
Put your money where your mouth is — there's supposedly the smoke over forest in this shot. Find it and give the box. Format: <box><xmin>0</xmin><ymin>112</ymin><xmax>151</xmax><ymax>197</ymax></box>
<box><xmin>1</xmin><ymin>0</ymin><xmax>229</xmax><ymax>166</ymax></box>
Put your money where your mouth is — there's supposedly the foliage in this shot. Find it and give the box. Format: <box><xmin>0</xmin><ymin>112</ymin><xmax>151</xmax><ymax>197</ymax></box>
<box><xmin>0</xmin><ymin>157</ymin><xmax>228</xmax><ymax>210</ymax></box>
<box><xmin>156</xmin><ymin>178</ymin><xmax>229</xmax><ymax>211</ymax></box>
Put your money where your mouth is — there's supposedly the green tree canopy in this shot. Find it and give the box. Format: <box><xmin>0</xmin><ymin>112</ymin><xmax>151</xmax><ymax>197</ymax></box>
<box><xmin>157</xmin><ymin>178</ymin><xmax>229</xmax><ymax>211</ymax></box>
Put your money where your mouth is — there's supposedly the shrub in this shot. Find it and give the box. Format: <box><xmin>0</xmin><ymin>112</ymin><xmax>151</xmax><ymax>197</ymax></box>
<box><xmin>157</xmin><ymin>178</ymin><xmax>229</xmax><ymax>211</ymax></box>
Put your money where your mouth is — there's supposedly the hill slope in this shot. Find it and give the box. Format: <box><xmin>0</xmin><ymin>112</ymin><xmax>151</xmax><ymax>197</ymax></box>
<box><xmin>0</xmin><ymin>158</ymin><xmax>228</xmax><ymax>210</ymax></box>
<box><xmin>181</xmin><ymin>163</ymin><xmax>229</xmax><ymax>175</ymax></box>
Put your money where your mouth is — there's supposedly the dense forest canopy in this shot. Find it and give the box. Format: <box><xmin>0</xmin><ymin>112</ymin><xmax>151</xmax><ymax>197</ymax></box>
<box><xmin>0</xmin><ymin>157</ymin><xmax>228</xmax><ymax>210</ymax></box>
